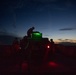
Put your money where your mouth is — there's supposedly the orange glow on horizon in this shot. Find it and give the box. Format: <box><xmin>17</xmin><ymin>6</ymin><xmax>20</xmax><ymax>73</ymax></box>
<box><xmin>52</xmin><ymin>39</ymin><xmax>76</xmax><ymax>44</ymax></box>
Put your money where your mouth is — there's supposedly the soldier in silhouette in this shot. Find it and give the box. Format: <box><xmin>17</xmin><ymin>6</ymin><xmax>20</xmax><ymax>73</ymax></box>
<box><xmin>50</xmin><ymin>39</ymin><xmax>54</xmax><ymax>45</ymax></box>
<box><xmin>49</xmin><ymin>39</ymin><xmax>55</xmax><ymax>60</ymax></box>
<box><xmin>12</xmin><ymin>37</ymin><xmax>20</xmax><ymax>62</ymax></box>
<box><xmin>20</xmin><ymin>36</ymin><xmax>28</xmax><ymax>50</ymax></box>
<box><xmin>27</xmin><ymin>27</ymin><xmax>35</xmax><ymax>38</ymax></box>
<box><xmin>12</xmin><ymin>37</ymin><xmax>20</xmax><ymax>52</ymax></box>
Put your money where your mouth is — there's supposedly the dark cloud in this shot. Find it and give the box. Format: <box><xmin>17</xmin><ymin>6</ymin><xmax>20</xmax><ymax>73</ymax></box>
<box><xmin>58</xmin><ymin>39</ymin><xmax>63</xmax><ymax>41</ymax></box>
<box><xmin>0</xmin><ymin>35</ymin><xmax>21</xmax><ymax>45</ymax></box>
<box><xmin>0</xmin><ymin>27</ymin><xmax>7</xmax><ymax>34</ymax></box>
<box><xmin>59</xmin><ymin>28</ymin><xmax>76</xmax><ymax>31</ymax></box>
<box><xmin>0</xmin><ymin>31</ymin><xmax>7</xmax><ymax>35</ymax></box>
<box><xmin>58</xmin><ymin>39</ymin><xmax>76</xmax><ymax>46</ymax></box>
<box><xmin>0</xmin><ymin>30</ymin><xmax>18</xmax><ymax>37</ymax></box>
<box><xmin>65</xmin><ymin>39</ymin><xmax>70</xmax><ymax>40</ymax></box>
<box><xmin>59</xmin><ymin>42</ymin><xmax>76</xmax><ymax>46</ymax></box>
<box><xmin>58</xmin><ymin>39</ymin><xmax>76</xmax><ymax>43</ymax></box>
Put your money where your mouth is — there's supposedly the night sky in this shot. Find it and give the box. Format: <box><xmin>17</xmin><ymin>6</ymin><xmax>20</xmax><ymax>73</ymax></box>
<box><xmin>0</xmin><ymin>0</ymin><xmax>76</xmax><ymax>43</ymax></box>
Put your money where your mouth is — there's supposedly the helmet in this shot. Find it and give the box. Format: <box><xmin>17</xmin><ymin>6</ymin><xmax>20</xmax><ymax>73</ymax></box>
<box><xmin>32</xmin><ymin>27</ymin><xmax>35</xmax><ymax>29</ymax></box>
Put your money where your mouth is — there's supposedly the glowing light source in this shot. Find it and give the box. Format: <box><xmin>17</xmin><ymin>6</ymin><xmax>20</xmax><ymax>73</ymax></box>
<box><xmin>31</xmin><ymin>32</ymin><xmax>42</xmax><ymax>41</ymax></box>
<box><xmin>47</xmin><ymin>45</ymin><xmax>50</xmax><ymax>49</ymax></box>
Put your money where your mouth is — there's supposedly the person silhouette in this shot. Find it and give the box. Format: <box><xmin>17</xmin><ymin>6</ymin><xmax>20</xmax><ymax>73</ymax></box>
<box><xmin>20</xmin><ymin>36</ymin><xmax>28</xmax><ymax>50</ymax></box>
<box><xmin>50</xmin><ymin>39</ymin><xmax>55</xmax><ymax>60</ymax></box>
<box><xmin>50</xmin><ymin>39</ymin><xmax>54</xmax><ymax>44</ymax></box>
<box><xmin>12</xmin><ymin>37</ymin><xmax>20</xmax><ymax>52</ymax></box>
<box><xmin>50</xmin><ymin>39</ymin><xmax>55</xmax><ymax>51</ymax></box>
<box><xmin>27</xmin><ymin>27</ymin><xmax>35</xmax><ymax>38</ymax></box>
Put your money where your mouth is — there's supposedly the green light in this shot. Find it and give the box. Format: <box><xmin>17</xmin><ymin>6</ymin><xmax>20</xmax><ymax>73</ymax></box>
<box><xmin>31</xmin><ymin>32</ymin><xmax>42</xmax><ymax>41</ymax></box>
<box><xmin>33</xmin><ymin>33</ymin><xmax>41</xmax><ymax>36</ymax></box>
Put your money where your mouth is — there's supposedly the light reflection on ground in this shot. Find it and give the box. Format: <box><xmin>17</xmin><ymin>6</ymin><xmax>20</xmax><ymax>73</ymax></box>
<box><xmin>48</xmin><ymin>61</ymin><xmax>58</xmax><ymax>67</ymax></box>
<box><xmin>0</xmin><ymin>60</ymin><xmax>73</xmax><ymax>73</ymax></box>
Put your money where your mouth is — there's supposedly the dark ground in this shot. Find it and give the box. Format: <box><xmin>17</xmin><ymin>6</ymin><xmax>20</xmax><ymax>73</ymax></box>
<box><xmin>0</xmin><ymin>49</ymin><xmax>76</xmax><ymax>75</ymax></box>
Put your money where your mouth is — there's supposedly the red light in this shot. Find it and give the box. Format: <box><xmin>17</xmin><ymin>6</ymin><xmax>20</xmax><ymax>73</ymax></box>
<box><xmin>48</xmin><ymin>61</ymin><xmax>58</xmax><ymax>67</ymax></box>
<box><xmin>47</xmin><ymin>45</ymin><xmax>50</xmax><ymax>48</ymax></box>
